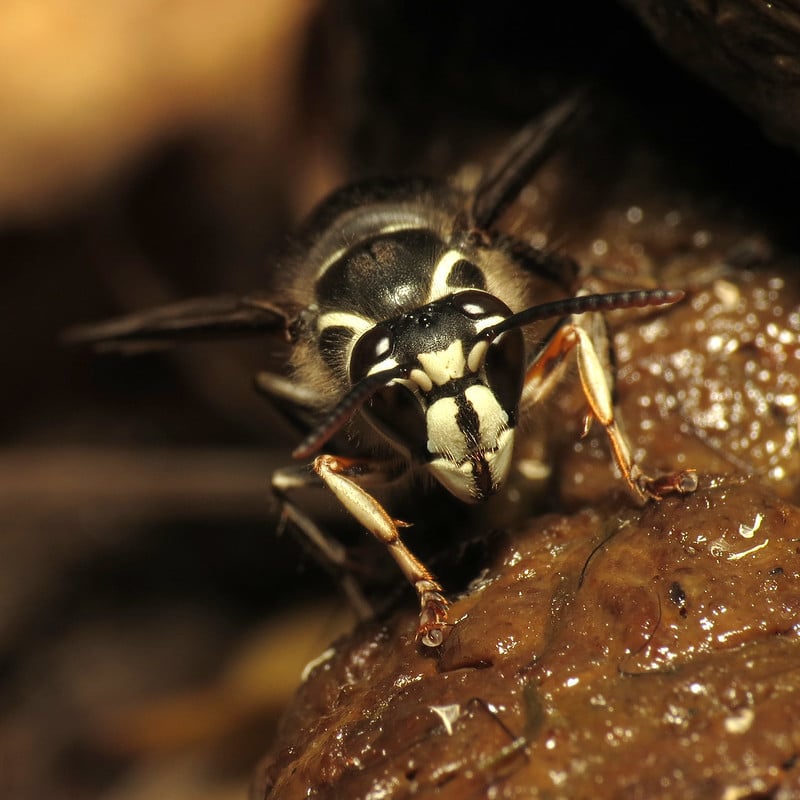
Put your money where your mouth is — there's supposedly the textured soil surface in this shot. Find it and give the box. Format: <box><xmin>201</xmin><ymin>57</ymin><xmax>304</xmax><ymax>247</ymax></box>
<box><xmin>259</xmin><ymin>475</ymin><xmax>800</xmax><ymax>799</ymax></box>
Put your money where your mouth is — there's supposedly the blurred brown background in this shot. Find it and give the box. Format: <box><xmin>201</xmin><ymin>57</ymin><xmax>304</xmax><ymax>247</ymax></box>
<box><xmin>2</xmin><ymin>1</ymin><xmax>800</xmax><ymax>799</ymax></box>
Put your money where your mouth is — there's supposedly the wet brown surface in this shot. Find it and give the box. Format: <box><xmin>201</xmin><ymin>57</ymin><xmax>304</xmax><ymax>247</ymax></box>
<box><xmin>260</xmin><ymin>476</ymin><xmax>800</xmax><ymax>798</ymax></box>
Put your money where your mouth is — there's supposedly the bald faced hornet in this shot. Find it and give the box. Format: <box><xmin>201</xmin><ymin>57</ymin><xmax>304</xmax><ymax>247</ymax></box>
<box><xmin>69</xmin><ymin>96</ymin><xmax>697</xmax><ymax>647</ymax></box>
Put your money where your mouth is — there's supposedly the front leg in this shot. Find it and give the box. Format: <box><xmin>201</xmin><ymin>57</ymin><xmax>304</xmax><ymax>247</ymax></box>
<box><xmin>272</xmin><ymin>464</ymin><xmax>373</xmax><ymax>621</ymax></box>
<box><xmin>522</xmin><ymin>314</ymin><xmax>697</xmax><ymax>501</ymax></box>
<box><xmin>313</xmin><ymin>455</ymin><xmax>450</xmax><ymax>648</ymax></box>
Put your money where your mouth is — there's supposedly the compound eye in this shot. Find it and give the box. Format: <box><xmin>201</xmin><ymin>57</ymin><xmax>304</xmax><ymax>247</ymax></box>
<box><xmin>349</xmin><ymin>324</ymin><xmax>395</xmax><ymax>382</ymax></box>
<box><xmin>452</xmin><ymin>290</ymin><xmax>512</xmax><ymax>320</ymax></box>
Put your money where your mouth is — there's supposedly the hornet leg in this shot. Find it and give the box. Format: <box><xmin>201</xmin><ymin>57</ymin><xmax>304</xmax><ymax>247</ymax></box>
<box><xmin>521</xmin><ymin>314</ymin><xmax>697</xmax><ymax>500</ymax></box>
<box><xmin>273</xmin><ymin>455</ymin><xmax>450</xmax><ymax>647</ymax></box>
<box><xmin>313</xmin><ymin>454</ymin><xmax>449</xmax><ymax>648</ymax></box>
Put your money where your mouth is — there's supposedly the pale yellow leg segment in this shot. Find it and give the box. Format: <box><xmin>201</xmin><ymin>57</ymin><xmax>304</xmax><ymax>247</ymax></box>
<box><xmin>569</xmin><ymin>324</ymin><xmax>651</xmax><ymax>500</ymax></box>
<box><xmin>314</xmin><ymin>455</ymin><xmax>449</xmax><ymax>647</ymax></box>
<box><xmin>522</xmin><ymin>319</ymin><xmax>696</xmax><ymax>501</ymax></box>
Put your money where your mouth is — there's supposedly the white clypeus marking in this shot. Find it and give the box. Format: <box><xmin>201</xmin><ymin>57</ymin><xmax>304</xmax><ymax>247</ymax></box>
<box><xmin>489</xmin><ymin>427</ymin><xmax>515</xmax><ymax>486</ymax></box>
<box><xmin>426</xmin><ymin>384</ymin><xmax>510</xmax><ymax>461</ymax></box>
<box><xmin>426</xmin><ymin>396</ymin><xmax>466</xmax><ymax>461</ymax></box>
<box><xmin>425</xmin><ymin>386</ymin><xmax>516</xmax><ymax>502</ymax></box>
<box><xmin>417</xmin><ymin>340</ymin><xmax>467</xmax><ymax>386</ymax></box>
<box><xmin>464</xmin><ymin>384</ymin><xmax>509</xmax><ymax>449</ymax></box>
<box><xmin>428</xmin><ymin>457</ymin><xmax>478</xmax><ymax>503</ymax></box>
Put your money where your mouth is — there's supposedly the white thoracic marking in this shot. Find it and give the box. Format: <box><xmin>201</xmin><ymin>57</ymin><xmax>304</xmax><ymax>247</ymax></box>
<box><xmin>315</xmin><ymin>220</ymin><xmax>432</xmax><ymax>279</ymax></box>
<box><xmin>464</xmin><ymin>384</ymin><xmax>509</xmax><ymax>449</ymax></box>
<box><xmin>417</xmin><ymin>340</ymin><xmax>466</xmax><ymax>386</ymax></box>
<box><xmin>428</xmin><ymin>249</ymin><xmax>469</xmax><ymax>301</ymax></box>
<box><xmin>318</xmin><ymin>311</ymin><xmax>374</xmax><ymax>335</ymax></box>
<box><xmin>315</xmin><ymin>246</ymin><xmax>349</xmax><ymax>280</ymax></box>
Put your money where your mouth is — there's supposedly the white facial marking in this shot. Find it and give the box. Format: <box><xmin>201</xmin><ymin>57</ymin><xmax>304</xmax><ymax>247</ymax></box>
<box><xmin>426</xmin><ymin>397</ymin><xmax>467</xmax><ymax>461</ymax></box>
<box><xmin>467</xmin><ymin>340</ymin><xmax>489</xmax><ymax>372</ymax></box>
<box><xmin>425</xmin><ymin>386</ymin><xmax>516</xmax><ymax>502</ymax></box>
<box><xmin>489</xmin><ymin>428</ymin><xmax>515</xmax><ymax>487</ymax></box>
<box><xmin>428</xmin><ymin>249</ymin><xmax>468</xmax><ymax>301</ymax></box>
<box><xmin>318</xmin><ymin>311</ymin><xmax>374</xmax><ymax>335</ymax></box>
<box><xmin>366</xmin><ymin>356</ymin><xmax>400</xmax><ymax>377</ymax></box>
<box><xmin>417</xmin><ymin>340</ymin><xmax>466</xmax><ymax>386</ymax></box>
<box><xmin>464</xmin><ymin>384</ymin><xmax>508</xmax><ymax>449</ymax></box>
<box><xmin>473</xmin><ymin>314</ymin><xmax>507</xmax><ymax>335</ymax></box>
<box><xmin>409</xmin><ymin>368</ymin><xmax>433</xmax><ymax>392</ymax></box>
<box><xmin>428</xmin><ymin>457</ymin><xmax>478</xmax><ymax>503</ymax></box>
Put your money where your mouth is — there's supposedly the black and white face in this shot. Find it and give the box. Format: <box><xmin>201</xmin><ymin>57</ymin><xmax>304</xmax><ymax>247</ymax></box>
<box><xmin>313</xmin><ymin>228</ymin><xmax>525</xmax><ymax>502</ymax></box>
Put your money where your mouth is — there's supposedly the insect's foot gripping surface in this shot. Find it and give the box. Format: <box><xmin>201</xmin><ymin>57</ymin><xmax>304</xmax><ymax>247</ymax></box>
<box><xmin>416</xmin><ymin>580</ymin><xmax>450</xmax><ymax>648</ymax></box>
<box><xmin>640</xmin><ymin>469</ymin><xmax>699</xmax><ymax>501</ymax></box>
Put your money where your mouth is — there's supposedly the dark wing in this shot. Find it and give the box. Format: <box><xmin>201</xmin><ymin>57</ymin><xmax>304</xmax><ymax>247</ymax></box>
<box><xmin>468</xmin><ymin>90</ymin><xmax>588</xmax><ymax>232</ymax></box>
<box><xmin>63</xmin><ymin>293</ymin><xmax>289</xmax><ymax>353</ymax></box>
